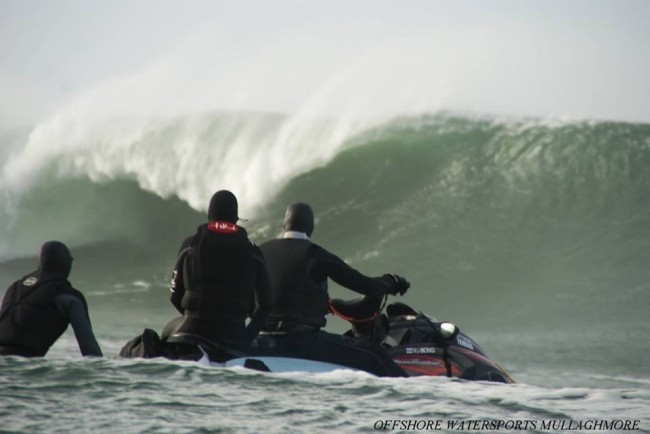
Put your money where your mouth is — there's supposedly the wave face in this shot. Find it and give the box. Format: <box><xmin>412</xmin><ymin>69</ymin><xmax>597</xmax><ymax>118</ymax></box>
<box><xmin>1</xmin><ymin>113</ymin><xmax>649</xmax><ymax>357</ymax></box>
<box><xmin>260</xmin><ymin>115</ymin><xmax>650</xmax><ymax>334</ymax></box>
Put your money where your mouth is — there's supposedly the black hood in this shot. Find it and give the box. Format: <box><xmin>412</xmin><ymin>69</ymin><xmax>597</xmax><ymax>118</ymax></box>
<box><xmin>283</xmin><ymin>202</ymin><xmax>314</xmax><ymax>237</ymax></box>
<box><xmin>208</xmin><ymin>190</ymin><xmax>238</xmax><ymax>223</ymax></box>
<box><xmin>38</xmin><ymin>241</ymin><xmax>73</xmax><ymax>278</ymax></box>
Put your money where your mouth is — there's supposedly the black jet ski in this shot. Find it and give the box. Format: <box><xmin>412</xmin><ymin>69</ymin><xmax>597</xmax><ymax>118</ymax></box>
<box><xmin>119</xmin><ymin>326</ymin><xmax>376</xmax><ymax>374</ymax></box>
<box><xmin>120</xmin><ymin>296</ymin><xmax>514</xmax><ymax>383</ymax></box>
<box><xmin>327</xmin><ymin>294</ymin><xmax>515</xmax><ymax>383</ymax></box>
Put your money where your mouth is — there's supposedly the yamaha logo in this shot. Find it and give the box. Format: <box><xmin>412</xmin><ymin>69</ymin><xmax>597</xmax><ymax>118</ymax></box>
<box><xmin>23</xmin><ymin>277</ymin><xmax>38</xmax><ymax>286</ymax></box>
<box><xmin>456</xmin><ymin>336</ymin><xmax>475</xmax><ymax>350</ymax></box>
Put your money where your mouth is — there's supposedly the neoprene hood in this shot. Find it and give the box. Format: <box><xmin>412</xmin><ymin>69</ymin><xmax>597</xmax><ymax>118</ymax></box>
<box><xmin>38</xmin><ymin>241</ymin><xmax>73</xmax><ymax>278</ymax></box>
<box><xmin>283</xmin><ymin>202</ymin><xmax>314</xmax><ymax>236</ymax></box>
<box><xmin>208</xmin><ymin>190</ymin><xmax>239</xmax><ymax>223</ymax></box>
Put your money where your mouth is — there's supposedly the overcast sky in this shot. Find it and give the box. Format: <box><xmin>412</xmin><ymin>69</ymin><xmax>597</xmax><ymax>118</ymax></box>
<box><xmin>2</xmin><ymin>0</ymin><xmax>649</xmax><ymax>131</ymax></box>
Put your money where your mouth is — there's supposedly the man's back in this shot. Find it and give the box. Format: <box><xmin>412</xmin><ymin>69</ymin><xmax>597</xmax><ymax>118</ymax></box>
<box><xmin>260</xmin><ymin>237</ymin><xmax>328</xmax><ymax>330</ymax></box>
<box><xmin>0</xmin><ymin>241</ymin><xmax>103</xmax><ymax>358</ymax></box>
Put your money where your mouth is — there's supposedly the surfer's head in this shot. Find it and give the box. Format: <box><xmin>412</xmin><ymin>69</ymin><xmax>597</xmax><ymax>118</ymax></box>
<box><xmin>38</xmin><ymin>241</ymin><xmax>73</xmax><ymax>278</ymax></box>
<box><xmin>208</xmin><ymin>190</ymin><xmax>239</xmax><ymax>223</ymax></box>
<box><xmin>283</xmin><ymin>202</ymin><xmax>314</xmax><ymax>237</ymax></box>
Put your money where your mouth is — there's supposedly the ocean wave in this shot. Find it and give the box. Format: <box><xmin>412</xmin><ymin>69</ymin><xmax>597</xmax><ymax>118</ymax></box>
<box><xmin>1</xmin><ymin>113</ymin><xmax>649</xmax><ymax>340</ymax></box>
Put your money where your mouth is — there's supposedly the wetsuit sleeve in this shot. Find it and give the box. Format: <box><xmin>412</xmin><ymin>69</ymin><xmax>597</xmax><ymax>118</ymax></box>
<box><xmin>312</xmin><ymin>247</ymin><xmax>394</xmax><ymax>297</ymax></box>
<box><xmin>170</xmin><ymin>236</ymin><xmax>193</xmax><ymax>314</ymax></box>
<box><xmin>246</xmin><ymin>247</ymin><xmax>272</xmax><ymax>340</ymax></box>
<box><xmin>0</xmin><ymin>281</ymin><xmax>17</xmax><ymax>321</ymax></box>
<box><xmin>55</xmin><ymin>294</ymin><xmax>103</xmax><ymax>357</ymax></box>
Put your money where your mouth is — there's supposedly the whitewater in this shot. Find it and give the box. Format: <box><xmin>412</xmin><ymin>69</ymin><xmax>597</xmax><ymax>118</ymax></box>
<box><xmin>2</xmin><ymin>3</ymin><xmax>650</xmax><ymax>432</ymax></box>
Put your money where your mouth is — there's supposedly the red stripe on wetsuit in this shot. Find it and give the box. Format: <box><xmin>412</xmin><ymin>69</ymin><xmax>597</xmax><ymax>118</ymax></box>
<box><xmin>207</xmin><ymin>221</ymin><xmax>240</xmax><ymax>233</ymax></box>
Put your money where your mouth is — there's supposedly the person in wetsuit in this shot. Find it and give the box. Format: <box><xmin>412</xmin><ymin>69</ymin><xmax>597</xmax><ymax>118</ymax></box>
<box><xmin>257</xmin><ymin>202</ymin><xmax>410</xmax><ymax>377</ymax></box>
<box><xmin>163</xmin><ymin>190</ymin><xmax>271</xmax><ymax>358</ymax></box>
<box><xmin>0</xmin><ymin>241</ymin><xmax>103</xmax><ymax>357</ymax></box>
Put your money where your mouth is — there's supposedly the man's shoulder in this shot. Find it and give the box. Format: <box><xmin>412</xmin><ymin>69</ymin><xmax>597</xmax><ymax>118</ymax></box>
<box><xmin>54</xmin><ymin>286</ymin><xmax>88</xmax><ymax>311</ymax></box>
<box><xmin>260</xmin><ymin>237</ymin><xmax>317</xmax><ymax>250</ymax></box>
<box><xmin>14</xmin><ymin>270</ymin><xmax>39</xmax><ymax>286</ymax></box>
<box><xmin>30</xmin><ymin>271</ymin><xmax>73</xmax><ymax>289</ymax></box>
<box><xmin>179</xmin><ymin>234</ymin><xmax>195</xmax><ymax>250</ymax></box>
<box><xmin>308</xmin><ymin>245</ymin><xmax>350</xmax><ymax>270</ymax></box>
<box><xmin>259</xmin><ymin>237</ymin><xmax>281</xmax><ymax>246</ymax></box>
<box><xmin>54</xmin><ymin>281</ymin><xmax>84</xmax><ymax>299</ymax></box>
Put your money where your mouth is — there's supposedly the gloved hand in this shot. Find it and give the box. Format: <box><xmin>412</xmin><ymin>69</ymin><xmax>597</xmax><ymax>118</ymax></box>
<box><xmin>384</xmin><ymin>274</ymin><xmax>410</xmax><ymax>296</ymax></box>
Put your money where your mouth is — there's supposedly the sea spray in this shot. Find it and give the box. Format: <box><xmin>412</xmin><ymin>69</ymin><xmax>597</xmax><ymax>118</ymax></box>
<box><xmin>0</xmin><ymin>109</ymin><xmax>388</xmax><ymax>259</ymax></box>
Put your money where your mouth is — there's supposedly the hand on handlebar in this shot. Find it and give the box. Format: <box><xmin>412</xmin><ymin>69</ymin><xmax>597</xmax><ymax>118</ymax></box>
<box><xmin>384</xmin><ymin>274</ymin><xmax>410</xmax><ymax>296</ymax></box>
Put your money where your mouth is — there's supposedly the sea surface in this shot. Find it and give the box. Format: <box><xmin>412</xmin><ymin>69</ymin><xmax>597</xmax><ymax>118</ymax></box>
<box><xmin>1</xmin><ymin>112</ymin><xmax>649</xmax><ymax>433</ymax></box>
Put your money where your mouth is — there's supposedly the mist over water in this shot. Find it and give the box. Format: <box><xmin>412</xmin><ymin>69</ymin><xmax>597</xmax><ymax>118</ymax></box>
<box><xmin>3</xmin><ymin>1</ymin><xmax>650</xmax><ymax>132</ymax></box>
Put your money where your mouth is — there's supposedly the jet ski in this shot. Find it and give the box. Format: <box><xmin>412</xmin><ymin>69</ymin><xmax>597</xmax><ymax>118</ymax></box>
<box><xmin>120</xmin><ymin>296</ymin><xmax>514</xmax><ymax>383</ymax></box>
<box><xmin>327</xmin><ymin>295</ymin><xmax>515</xmax><ymax>383</ymax></box>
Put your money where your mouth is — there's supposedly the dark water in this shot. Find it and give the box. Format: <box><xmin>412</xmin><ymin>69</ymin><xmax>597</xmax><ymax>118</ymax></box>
<box><xmin>1</xmin><ymin>113</ymin><xmax>649</xmax><ymax>432</ymax></box>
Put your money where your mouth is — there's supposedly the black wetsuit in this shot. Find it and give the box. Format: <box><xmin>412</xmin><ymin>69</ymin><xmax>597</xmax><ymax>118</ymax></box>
<box><xmin>257</xmin><ymin>236</ymin><xmax>407</xmax><ymax>377</ymax></box>
<box><xmin>0</xmin><ymin>271</ymin><xmax>103</xmax><ymax>357</ymax></box>
<box><xmin>165</xmin><ymin>221</ymin><xmax>271</xmax><ymax>352</ymax></box>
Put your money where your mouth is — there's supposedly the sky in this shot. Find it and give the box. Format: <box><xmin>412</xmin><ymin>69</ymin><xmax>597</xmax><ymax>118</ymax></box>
<box><xmin>1</xmin><ymin>0</ymin><xmax>650</xmax><ymax>132</ymax></box>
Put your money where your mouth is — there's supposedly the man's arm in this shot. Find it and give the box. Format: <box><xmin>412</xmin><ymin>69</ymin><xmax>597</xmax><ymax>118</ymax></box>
<box><xmin>313</xmin><ymin>247</ymin><xmax>396</xmax><ymax>297</ymax></box>
<box><xmin>245</xmin><ymin>249</ymin><xmax>272</xmax><ymax>341</ymax></box>
<box><xmin>55</xmin><ymin>294</ymin><xmax>103</xmax><ymax>357</ymax></box>
<box><xmin>170</xmin><ymin>245</ymin><xmax>192</xmax><ymax>314</ymax></box>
